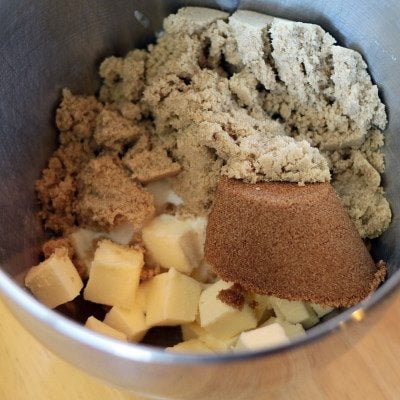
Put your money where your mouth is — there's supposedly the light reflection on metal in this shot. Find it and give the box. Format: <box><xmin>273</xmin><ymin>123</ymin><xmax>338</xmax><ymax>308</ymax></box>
<box><xmin>351</xmin><ymin>309</ymin><xmax>365</xmax><ymax>322</ymax></box>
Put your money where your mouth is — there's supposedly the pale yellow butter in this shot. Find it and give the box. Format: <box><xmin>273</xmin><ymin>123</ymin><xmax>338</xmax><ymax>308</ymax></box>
<box><xmin>146</xmin><ymin>268</ymin><xmax>202</xmax><ymax>326</ymax></box>
<box><xmin>309</xmin><ymin>302</ymin><xmax>334</xmax><ymax>318</ymax></box>
<box><xmin>69</xmin><ymin>224</ymin><xmax>136</xmax><ymax>276</ymax></box>
<box><xmin>269</xmin><ymin>297</ymin><xmax>319</xmax><ymax>329</ymax></box>
<box><xmin>83</xmin><ymin>240</ymin><xmax>143</xmax><ymax>308</ymax></box>
<box><xmin>85</xmin><ymin>316</ymin><xmax>127</xmax><ymax>341</ymax></box>
<box><xmin>181</xmin><ymin>322</ymin><xmax>207</xmax><ymax>341</ymax></box>
<box><xmin>201</xmin><ymin>333</ymin><xmax>238</xmax><ymax>352</ymax></box>
<box><xmin>235</xmin><ymin>323</ymin><xmax>290</xmax><ymax>351</ymax></box>
<box><xmin>251</xmin><ymin>294</ymin><xmax>274</xmax><ymax>324</ymax></box>
<box><xmin>104</xmin><ymin>306</ymin><xmax>147</xmax><ymax>341</ymax></box>
<box><xmin>135</xmin><ymin>280</ymin><xmax>151</xmax><ymax>313</ymax></box>
<box><xmin>25</xmin><ymin>248</ymin><xmax>83</xmax><ymax>309</ymax></box>
<box><xmin>181</xmin><ymin>322</ymin><xmax>237</xmax><ymax>352</ymax></box>
<box><xmin>166</xmin><ymin>339</ymin><xmax>214</xmax><ymax>353</ymax></box>
<box><xmin>199</xmin><ymin>280</ymin><xmax>257</xmax><ymax>339</ymax></box>
<box><xmin>262</xmin><ymin>317</ymin><xmax>306</xmax><ymax>339</ymax></box>
<box><xmin>142</xmin><ymin>214</ymin><xmax>203</xmax><ymax>274</ymax></box>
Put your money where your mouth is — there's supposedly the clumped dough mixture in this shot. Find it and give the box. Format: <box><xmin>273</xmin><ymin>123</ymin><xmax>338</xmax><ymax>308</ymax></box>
<box><xmin>36</xmin><ymin>7</ymin><xmax>390</xmax><ymax>240</ymax></box>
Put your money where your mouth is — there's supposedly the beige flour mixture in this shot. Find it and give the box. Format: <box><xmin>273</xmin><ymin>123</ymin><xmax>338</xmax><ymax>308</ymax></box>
<box><xmin>36</xmin><ymin>7</ymin><xmax>391</xmax><ymax>240</ymax></box>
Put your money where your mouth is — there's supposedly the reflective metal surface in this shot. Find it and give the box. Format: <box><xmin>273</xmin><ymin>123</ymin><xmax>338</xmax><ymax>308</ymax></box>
<box><xmin>0</xmin><ymin>1</ymin><xmax>399</xmax><ymax>399</ymax></box>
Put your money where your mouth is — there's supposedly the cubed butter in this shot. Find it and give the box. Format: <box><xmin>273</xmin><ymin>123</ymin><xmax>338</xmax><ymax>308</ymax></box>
<box><xmin>201</xmin><ymin>333</ymin><xmax>238</xmax><ymax>352</ymax></box>
<box><xmin>309</xmin><ymin>303</ymin><xmax>334</xmax><ymax>318</ymax></box>
<box><xmin>146</xmin><ymin>268</ymin><xmax>202</xmax><ymax>326</ymax></box>
<box><xmin>166</xmin><ymin>339</ymin><xmax>214</xmax><ymax>353</ymax></box>
<box><xmin>262</xmin><ymin>317</ymin><xmax>306</xmax><ymax>339</ymax></box>
<box><xmin>235</xmin><ymin>323</ymin><xmax>289</xmax><ymax>351</ymax></box>
<box><xmin>142</xmin><ymin>214</ymin><xmax>203</xmax><ymax>274</ymax></box>
<box><xmin>186</xmin><ymin>216</ymin><xmax>207</xmax><ymax>258</ymax></box>
<box><xmin>69</xmin><ymin>225</ymin><xmax>135</xmax><ymax>275</ymax></box>
<box><xmin>268</xmin><ymin>297</ymin><xmax>319</xmax><ymax>329</ymax></box>
<box><xmin>104</xmin><ymin>305</ymin><xmax>148</xmax><ymax>341</ymax></box>
<box><xmin>181</xmin><ymin>322</ymin><xmax>237</xmax><ymax>352</ymax></box>
<box><xmin>84</xmin><ymin>240</ymin><xmax>143</xmax><ymax>308</ymax></box>
<box><xmin>135</xmin><ymin>280</ymin><xmax>151</xmax><ymax>313</ymax></box>
<box><xmin>85</xmin><ymin>316</ymin><xmax>127</xmax><ymax>341</ymax></box>
<box><xmin>199</xmin><ymin>280</ymin><xmax>257</xmax><ymax>339</ymax></box>
<box><xmin>25</xmin><ymin>248</ymin><xmax>83</xmax><ymax>308</ymax></box>
<box><xmin>181</xmin><ymin>322</ymin><xmax>208</xmax><ymax>341</ymax></box>
<box><xmin>251</xmin><ymin>294</ymin><xmax>274</xmax><ymax>324</ymax></box>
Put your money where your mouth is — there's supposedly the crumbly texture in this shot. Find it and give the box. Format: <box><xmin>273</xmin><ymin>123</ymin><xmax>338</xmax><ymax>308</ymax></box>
<box><xmin>42</xmin><ymin>237</ymin><xmax>74</xmax><ymax>260</ymax></box>
<box><xmin>217</xmin><ymin>283</ymin><xmax>246</xmax><ymax>310</ymax></box>
<box><xmin>123</xmin><ymin>140</ymin><xmax>181</xmax><ymax>184</ymax></box>
<box><xmin>36</xmin><ymin>89</ymin><xmax>103</xmax><ymax>233</ymax></box>
<box><xmin>94</xmin><ymin>109</ymin><xmax>144</xmax><ymax>153</ymax></box>
<box><xmin>36</xmin><ymin>7</ymin><xmax>391</xmax><ymax>240</ymax></box>
<box><xmin>75</xmin><ymin>155</ymin><xmax>155</xmax><ymax>230</ymax></box>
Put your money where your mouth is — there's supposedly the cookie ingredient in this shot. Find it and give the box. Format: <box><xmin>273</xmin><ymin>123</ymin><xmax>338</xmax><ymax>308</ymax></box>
<box><xmin>24</xmin><ymin>248</ymin><xmax>83</xmax><ymax>309</ymax></box>
<box><xmin>83</xmin><ymin>240</ymin><xmax>143</xmax><ymax>308</ymax></box>
<box><xmin>145</xmin><ymin>268</ymin><xmax>202</xmax><ymax>326</ymax></box>
<box><xmin>142</xmin><ymin>214</ymin><xmax>205</xmax><ymax>274</ymax></box>
<box><xmin>198</xmin><ymin>280</ymin><xmax>257</xmax><ymax>339</ymax></box>
<box><xmin>85</xmin><ymin>316</ymin><xmax>128</xmax><ymax>341</ymax></box>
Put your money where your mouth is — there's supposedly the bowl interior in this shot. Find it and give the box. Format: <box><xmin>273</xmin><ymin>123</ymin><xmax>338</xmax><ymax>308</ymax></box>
<box><xmin>0</xmin><ymin>0</ymin><xmax>399</xmax><ymax>330</ymax></box>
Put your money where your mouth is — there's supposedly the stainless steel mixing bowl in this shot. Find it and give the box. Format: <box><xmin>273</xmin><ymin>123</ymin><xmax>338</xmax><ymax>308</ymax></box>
<box><xmin>0</xmin><ymin>1</ymin><xmax>399</xmax><ymax>399</ymax></box>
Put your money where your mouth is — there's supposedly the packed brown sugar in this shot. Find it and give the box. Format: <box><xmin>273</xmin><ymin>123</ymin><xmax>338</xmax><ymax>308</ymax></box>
<box><xmin>28</xmin><ymin>7</ymin><xmax>392</xmax><ymax>349</ymax></box>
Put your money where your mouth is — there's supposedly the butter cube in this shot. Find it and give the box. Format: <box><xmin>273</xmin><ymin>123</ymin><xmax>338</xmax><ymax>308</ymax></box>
<box><xmin>269</xmin><ymin>297</ymin><xmax>319</xmax><ymax>329</ymax></box>
<box><xmin>104</xmin><ymin>306</ymin><xmax>147</xmax><ymax>341</ymax></box>
<box><xmin>199</xmin><ymin>280</ymin><xmax>257</xmax><ymax>339</ymax></box>
<box><xmin>166</xmin><ymin>339</ymin><xmax>214</xmax><ymax>353</ymax></box>
<box><xmin>181</xmin><ymin>322</ymin><xmax>237</xmax><ymax>352</ymax></box>
<box><xmin>262</xmin><ymin>317</ymin><xmax>305</xmax><ymax>339</ymax></box>
<box><xmin>235</xmin><ymin>323</ymin><xmax>289</xmax><ymax>351</ymax></box>
<box><xmin>201</xmin><ymin>334</ymin><xmax>238</xmax><ymax>352</ymax></box>
<box><xmin>84</xmin><ymin>240</ymin><xmax>143</xmax><ymax>308</ymax></box>
<box><xmin>85</xmin><ymin>316</ymin><xmax>127</xmax><ymax>341</ymax></box>
<box><xmin>25</xmin><ymin>248</ymin><xmax>83</xmax><ymax>309</ymax></box>
<box><xmin>135</xmin><ymin>280</ymin><xmax>151</xmax><ymax>313</ymax></box>
<box><xmin>251</xmin><ymin>294</ymin><xmax>274</xmax><ymax>324</ymax></box>
<box><xmin>142</xmin><ymin>214</ymin><xmax>203</xmax><ymax>274</ymax></box>
<box><xmin>309</xmin><ymin>303</ymin><xmax>334</xmax><ymax>318</ymax></box>
<box><xmin>186</xmin><ymin>216</ymin><xmax>207</xmax><ymax>258</ymax></box>
<box><xmin>69</xmin><ymin>225</ymin><xmax>135</xmax><ymax>275</ymax></box>
<box><xmin>146</xmin><ymin>268</ymin><xmax>202</xmax><ymax>326</ymax></box>
<box><xmin>181</xmin><ymin>322</ymin><xmax>207</xmax><ymax>341</ymax></box>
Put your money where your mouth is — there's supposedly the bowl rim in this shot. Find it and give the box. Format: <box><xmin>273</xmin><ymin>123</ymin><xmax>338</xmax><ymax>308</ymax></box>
<box><xmin>0</xmin><ymin>264</ymin><xmax>399</xmax><ymax>364</ymax></box>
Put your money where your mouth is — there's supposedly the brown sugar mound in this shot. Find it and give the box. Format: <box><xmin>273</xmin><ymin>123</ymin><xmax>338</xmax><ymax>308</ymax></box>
<box><xmin>36</xmin><ymin>89</ymin><xmax>103</xmax><ymax>233</ymax></box>
<box><xmin>75</xmin><ymin>155</ymin><xmax>155</xmax><ymax>230</ymax></box>
<box><xmin>205</xmin><ymin>177</ymin><xmax>386</xmax><ymax>308</ymax></box>
<box><xmin>121</xmin><ymin>130</ymin><xmax>182</xmax><ymax>184</ymax></box>
<box><xmin>94</xmin><ymin>109</ymin><xmax>144</xmax><ymax>152</ymax></box>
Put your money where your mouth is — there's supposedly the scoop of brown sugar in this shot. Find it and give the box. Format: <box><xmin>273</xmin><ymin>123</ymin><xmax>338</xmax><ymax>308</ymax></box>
<box><xmin>204</xmin><ymin>177</ymin><xmax>386</xmax><ymax>308</ymax></box>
